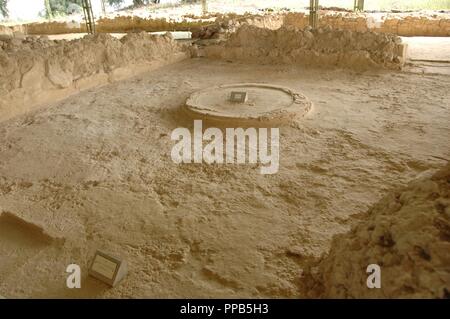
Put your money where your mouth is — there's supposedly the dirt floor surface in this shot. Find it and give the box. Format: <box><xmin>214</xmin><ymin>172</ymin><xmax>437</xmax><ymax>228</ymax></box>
<box><xmin>0</xmin><ymin>57</ymin><xmax>449</xmax><ymax>298</ymax></box>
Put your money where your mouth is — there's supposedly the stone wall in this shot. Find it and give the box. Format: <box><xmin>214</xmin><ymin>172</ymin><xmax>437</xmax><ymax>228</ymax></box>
<box><xmin>283</xmin><ymin>12</ymin><xmax>450</xmax><ymax>37</ymax></box>
<box><xmin>2</xmin><ymin>11</ymin><xmax>449</xmax><ymax>38</ymax></box>
<box><xmin>205</xmin><ymin>25</ymin><xmax>408</xmax><ymax>71</ymax></box>
<box><xmin>192</xmin><ymin>14</ymin><xmax>284</xmax><ymax>39</ymax></box>
<box><xmin>23</xmin><ymin>16</ymin><xmax>211</xmax><ymax>35</ymax></box>
<box><xmin>0</xmin><ymin>32</ymin><xmax>189</xmax><ymax>122</ymax></box>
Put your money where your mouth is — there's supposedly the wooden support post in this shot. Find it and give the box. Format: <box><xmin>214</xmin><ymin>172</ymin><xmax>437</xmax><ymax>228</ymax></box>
<box><xmin>309</xmin><ymin>0</ymin><xmax>319</xmax><ymax>29</ymax></box>
<box><xmin>101</xmin><ymin>0</ymin><xmax>106</xmax><ymax>16</ymax></box>
<box><xmin>354</xmin><ymin>0</ymin><xmax>364</xmax><ymax>11</ymax></box>
<box><xmin>82</xmin><ymin>0</ymin><xmax>96</xmax><ymax>34</ymax></box>
<box><xmin>202</xmin><ymin>0</ymin><xmax>208</xmax><ymax>15</ymax></box>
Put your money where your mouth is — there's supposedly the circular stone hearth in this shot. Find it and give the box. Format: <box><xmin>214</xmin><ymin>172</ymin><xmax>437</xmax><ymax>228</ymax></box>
<box><xmin>184</xmin><ymin>83</ymin><xmax>312</xmax><ymax>126</ymax></box>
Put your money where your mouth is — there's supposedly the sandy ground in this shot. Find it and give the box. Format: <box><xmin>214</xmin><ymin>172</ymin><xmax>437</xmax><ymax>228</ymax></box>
<box><xmin>402</xmin><ymin>37</ymin><xmax>450</xmax><ymax>62</ymax></box>
<box><xmin>402</xmin><ymin>37</ymin><xmax>450</xmax><ymax>75</ymax></box>
<box><xmin>0</xmin><ymin>57</ymin><xmax>449</xmax><ymax>298</ymax></box>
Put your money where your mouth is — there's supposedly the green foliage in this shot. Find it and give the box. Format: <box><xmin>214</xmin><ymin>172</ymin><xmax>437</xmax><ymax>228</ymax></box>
<box><xmin>0</xmin><ymin>0</ymin><xmax>8</xmax><ymax>17</ymax></box>
<box><xmin>49</xmin><ymin>0</ymin><xmax>83</xmax><ymax>16</ymax></box>
<box><xmin>107</xmin><ymin>0</ymin><xmax>124</xmax><ymax>7</ymax></box>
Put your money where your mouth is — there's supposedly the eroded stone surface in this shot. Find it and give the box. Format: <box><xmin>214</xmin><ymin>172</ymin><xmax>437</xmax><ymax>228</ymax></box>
<box><xmin>301</xmin><ymin>163</ymin><xmax>450</xmax><ymax>298</ymax></box>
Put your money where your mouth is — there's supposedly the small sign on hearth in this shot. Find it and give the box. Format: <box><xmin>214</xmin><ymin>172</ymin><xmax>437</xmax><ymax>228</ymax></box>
<box><xmin>230</xmin><ymin>91</ymin><xmax>248</xmax><ymax>103</ymax></box>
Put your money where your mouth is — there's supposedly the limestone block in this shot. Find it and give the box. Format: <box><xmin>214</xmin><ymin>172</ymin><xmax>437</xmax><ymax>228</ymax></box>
<box><xmin>21</xmin><ymin>60</ymin><xmax>45</xmax><ymax>91</ymax></box>
<box><xmin>0</xmin><ymin>25</ymin><xmax>13</xmax><ymax>41</ymax></box>
<box><xmin>395</xmin><ymin>43</ymin><xmax>408</xmax><ymax>65</ymax></box>
<box><xmin>46</xmin><ymin>59</ymin><xmax>74</xmax><ymax>89</ymax></box>
<box><xmin>13</xmin><ymin>31</ymin><xmax>26</xmax><ymax>40</ymax></box>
